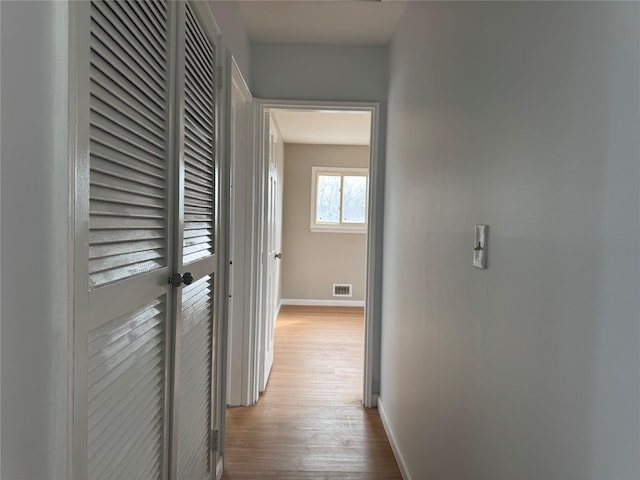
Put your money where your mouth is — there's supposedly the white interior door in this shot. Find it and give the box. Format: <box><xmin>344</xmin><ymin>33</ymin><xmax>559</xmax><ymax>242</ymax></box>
<box><xmin>75</xmin><ymin>2</ymin><xmax>221</xmax><ymax>479</ymax></box>
<box><xmin>173</xmin><ymin>4</ymin><xmax>220</xmax><ymax>480</ymax></box>
<box><xmin>259</xmin><ymin>128</ymin><xmax>281</xmax><ymax>391</ymax></box>
<box><xmin>79</xmin><ymin>2</ymin><xmax>176</xmax><ymax>478</ymax></box>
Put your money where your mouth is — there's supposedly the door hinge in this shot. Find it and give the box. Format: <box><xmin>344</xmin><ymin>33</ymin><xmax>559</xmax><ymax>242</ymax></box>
<box><xmin>217</xmin><ymin>65</ymin><xmax>223</xmax><ymax>90</ymax></box>
<box><xmin>211</xmin><ymin>429</ymin><xmax>220</xmax><ymax>451</ymax></box>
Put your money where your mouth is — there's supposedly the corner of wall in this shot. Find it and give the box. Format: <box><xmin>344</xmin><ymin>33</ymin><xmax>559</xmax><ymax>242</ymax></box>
<box><xmin>377</xmin><ymin>398</ymin><xmax>411</xmax><ymax>480</ymax></box>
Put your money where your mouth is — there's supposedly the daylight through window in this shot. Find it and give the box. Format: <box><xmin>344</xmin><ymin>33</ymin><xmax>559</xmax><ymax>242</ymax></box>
<box><xmin>311</xmin><ymin>167</ymin><xmax>368</xmax><ymax>233</ymax></box>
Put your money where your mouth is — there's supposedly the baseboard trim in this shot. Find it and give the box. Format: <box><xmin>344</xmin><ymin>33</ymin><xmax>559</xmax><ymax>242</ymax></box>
<box><xmin>280</xmin><ymin>298</ymin><xmax>365</xmax><ymax>307</ymax></box>
<box><xmin>378</xmin><ymin>398</ymin><xmax>411</xmax><ymax>480</ymax></box>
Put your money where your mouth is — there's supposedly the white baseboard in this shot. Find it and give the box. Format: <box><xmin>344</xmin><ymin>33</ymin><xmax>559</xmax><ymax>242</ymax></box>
<box><xmin>378</xmin><ymin>398</ymin><xmax>411</xmax><ymax>480</ymax></box>
<box><xmin>280</xmin><ymin>298</ymin><xmax>365</xmax><ymax>307</ymax></box>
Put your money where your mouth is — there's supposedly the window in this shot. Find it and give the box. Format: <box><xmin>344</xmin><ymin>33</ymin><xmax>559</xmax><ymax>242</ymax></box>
<box><xmin>310</xmin><ymin>167</ymin><xmax>368</xmax><ymax>233</ymax></box>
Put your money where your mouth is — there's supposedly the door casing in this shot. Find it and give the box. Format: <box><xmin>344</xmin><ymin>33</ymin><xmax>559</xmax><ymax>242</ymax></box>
<box><xmin>224</xmin><ymin>55</ymin><xmax>258</xmax><ymax>408</ymax></box>
<box><xmin>253</xmin><ymin>99</ymin><xmax>381</xmax><ymax>408</ymax></box>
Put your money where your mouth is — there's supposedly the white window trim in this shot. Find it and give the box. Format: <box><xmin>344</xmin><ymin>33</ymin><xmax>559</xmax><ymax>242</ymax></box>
<box><xmin>310</xmin><ymin>166</ymin><xmax>368</xmax><ymax>234</ymax></box>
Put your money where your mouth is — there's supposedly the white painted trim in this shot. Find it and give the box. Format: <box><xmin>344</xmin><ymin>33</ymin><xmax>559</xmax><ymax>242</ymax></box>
<box><xmin>225</xmin><ymin>54</ymin><xmax>256</xmax><ymax>409</ymax></box>
<box><xmin>309</xmin><ymin>227</ymin><xmax>366</xmax><ymax>234</ymax></box>
<box><xmin>58</xmin><ymin>3</ymin><xmax>74</xmax><ymax>477</ymax></box>
<box><xmin>378</xmin><ymin>398</ymin><xmax>412</xmax><ymax>480</ymax></box>
<box><xmin>281</xmin><ymin>299</ymin><xmax>366</xmax><ymax>308</ymax></box>
<box><xmin>310</xmin><ymin>166</ymin><xmax>368</xmax><ymax>232</ymax></box>
<box><xmin>363</xmin><ymin>102</ymin><xmax>381</xmax><ymax>409</ymax></box>
<box><xmin>254</xmin><ymin>99</ymin><xmax>381</xmax><ymax>408</ymax></box>
<box><xmin>215</xmin><ymin>456</ymin><xmax>224</xmax><ymax>480</ymax></box>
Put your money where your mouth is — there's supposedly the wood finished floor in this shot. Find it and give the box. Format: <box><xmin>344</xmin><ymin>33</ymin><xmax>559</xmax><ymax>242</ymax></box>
<box><xmin>222</xmin><ymin>306</ymin><xmax>402</xmax><ymax>480</ymax></box>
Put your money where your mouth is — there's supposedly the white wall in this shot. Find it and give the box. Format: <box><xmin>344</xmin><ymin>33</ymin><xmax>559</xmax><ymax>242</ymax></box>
<box><xmin>281</xmin><ymin>144</ymin><xmax>368</xmax><ymax>302</ymax></box>
<box><xmin>380</xmin><ymin>3</ymin><xmax>640</xmax><ymax>479</ymax></box>
<box><xmin>252</xmin><ymin>44</ymin><xmax>387</xmax><ymax>104</ymax></box>
<box><xmin>207</xmin><ymin>1</ymin><xmax>251</xmax><ymax>87</ymax></box>
<box><xmin>251</xmin><ymin>44</ymin><xmax>388</xmax><ymax>394</ymax></box>
<box><xmin>1</xmin><ymin>2</ymin><xmax>71</xmax><ymax>478</ymax></box>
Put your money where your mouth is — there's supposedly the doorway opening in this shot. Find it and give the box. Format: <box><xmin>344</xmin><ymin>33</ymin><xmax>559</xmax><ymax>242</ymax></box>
<box><xmin>225</xmin><ymin>98</ymin><xmax>381</xmax><ymax>417</ymax></box>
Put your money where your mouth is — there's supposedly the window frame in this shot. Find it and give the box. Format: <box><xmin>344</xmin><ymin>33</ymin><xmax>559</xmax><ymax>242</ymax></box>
<box><xmin>310</xmin><ymin>166</ymin><xmax>369</xmax><ymax>234</ymax></box>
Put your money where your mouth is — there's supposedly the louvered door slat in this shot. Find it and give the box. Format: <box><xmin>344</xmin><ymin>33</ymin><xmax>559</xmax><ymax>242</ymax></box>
<box><xmin>184</xmin><ymin>62</ymin><xmax>213</xmax><ymax>111</ymax></box>
<box><xmin>90</xmin><ymin>183</ymin><xmax>165</xmax><ymax>207</ymax></box>
<box><xmin>92</xmin><ymin>1</ymin><xmax>166</xmax><ymax>84</ymax></box>
<box><xmin>91</xmin><ymin>139</ymin><xmax>165</xmax><ymax>177</ymax></box>
<box><xmin>185</xmin><ymin>11</ymin><xmax>214</xmax><ymax>62</ymax></box>
<box><xmin>88</xmin><ymin>355</ymin><xmax>164</xmax><ymax>436</ymax></box>
<box><xmin>89</xmin><ymin>0</ymin><xmax>169</xmax><ymax>289</ymax></box>
<box><xmin>91</xmin><ymin>30</ymin><xmax>165</xmax><ymax>107</ymax></box>
<box><xmin>88</xmin><ymin>297</ymin><xmax>166</xmax><ymax>480</ymax></box>
<box><xmin>181</xmin><ymin>3</ymin><xmax>215</xmax><ymax>265</ymax></box>
<box><xmin>184</xmin><ymin>134</ymin><xmax>213</xmax><ymax>165</ymax></box>
<box><xmin>184</xmin><ymin>87</ymin><xmax>214</xmax><ymax>131</ymax></box>
<box><xmin>184</xmin><ymin>118</ymin><xmax>213</xmax><ymax>148</ymax></box>
<box><xmin>91</xmin><ymin>170</ymin><xmax>164</xmax><ymax>199</ymax></box>
<box><xmin>185</xmin><ymin>31</ymin><xmax>214</xmax><ymax>79</ymax></box>
<box><xmin>90</xmin><ymin>229</ymin><xmax>164</xmax><ymax>244</ymax></box>
<box><xmin>91</xmin><ymin>82</ymin><xmax>165</xmax><ymax>139</ymax></box>
<box><xmin>98</xmin><ymin>1</ymin><xmax>166</xmax><ymax>71</ymax></box>
<box><xmin>185</xmin><ymin>169</ymin><xmax>214</xmax><ymax>191</ymax></box>
<box><xmin>185</xmin><ymin>163</ymin><xmax>213</xmax><ymax>186</ymax></box>
<box><xmin>177</xmin><ymin>276</ymin><xmax>213</xmax><ymax>480</ymax></box>
<box><xmin>91</xmin><ymin>63</ymin><xmax>165</xmax><ymax>121</ymax></box>
<box><xmin>183</xmin><ymin>193</ymin><xmax>212</xmax><ymax>208</ymax></box>
<box><xmin>185</xmin><ymin>189</ymin><xmax>213</xmax><ymax>203</ymax></box>
<box><xmin>91</xmin><ymin>110</ymin><xmax>165</xmax><ymax>159</ymax></box>
<box><xmin>184</xmin><ymin>81</ymin><xmax>213</xmax><ymax>123</ymax></box>
<box><xmin>185</xmin><ymin>156</ymin><xmax>213</xmax><ymax>179</ymax></box>
<box><xmin>90</xmin><ymin>239</ymin><xmax>164</xmax><ymax>258</ymax></box>
<box><xmin>126</xmin><ymin>0</ymin><xmax>167</xmax><ymax>46</ymax></box>
<box><xmin>91</xmin><ymin>157</ymin><xmax>165</xmax><ymax>188</ymax></box>
<box><xmin>90</xmin><ymin>94</ymin><xmax>164</xmax><ymax>147</ymax></box>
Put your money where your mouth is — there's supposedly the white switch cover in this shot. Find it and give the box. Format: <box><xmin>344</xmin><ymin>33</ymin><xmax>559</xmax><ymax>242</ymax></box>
<box><xmin>473</xmin><ymin>225</ymin><xmax>488</xmax><ymax>269</ymax></box>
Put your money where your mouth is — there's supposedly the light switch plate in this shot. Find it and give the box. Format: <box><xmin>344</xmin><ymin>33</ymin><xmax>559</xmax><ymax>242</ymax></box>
<box><xmin>473</xmin><ymin>225</ymin><xmax>488</xmax><ymax>269</ymax></box>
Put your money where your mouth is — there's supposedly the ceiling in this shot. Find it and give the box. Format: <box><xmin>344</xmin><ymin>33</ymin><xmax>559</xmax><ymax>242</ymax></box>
<box><xmin>236</xmin><ymin>1</ymin><xmax>407</xmax><ymax>46</ymax></box>
<box><xmin>271</xmin><ymin>110</ymin><xmax>371</xmax><ymax>146</ymax></box>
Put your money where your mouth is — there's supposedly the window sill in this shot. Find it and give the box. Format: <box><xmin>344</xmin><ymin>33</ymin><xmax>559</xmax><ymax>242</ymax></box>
<box><xmin>310</xmin><ymin>226</ymin><xmax>367</xmax><ymax>234</ymax></box>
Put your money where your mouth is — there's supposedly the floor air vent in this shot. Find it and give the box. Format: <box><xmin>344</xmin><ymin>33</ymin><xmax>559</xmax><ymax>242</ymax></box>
<box><xmin>333</xmin><ymin>284</ymin><xmax>352</xmax><ymax>297</ymax></box>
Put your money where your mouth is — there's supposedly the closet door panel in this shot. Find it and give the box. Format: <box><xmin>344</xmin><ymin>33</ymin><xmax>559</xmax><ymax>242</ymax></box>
<box><xmin>77</xmin><ymin>2</ymin><xmax>222</xmax><ymax>479</ymax></box>
<box><xmin>83</xmin><ymin>2</ymin><xmax>173</xmax><ymax>479</ymax></box>
<box><xmin>89</xmin><ymin>0</ymin><xmax>170</xmax><ymax>289</ymax></box>
<box><xmin>177</xmin><ymin>276</ymin><xmax>214</xmax><ymax>480</ymax></box>
<box><xmin>88</xmin><ymin>297</ymin><xmax>167</xmax><ymax>480</ymax></box>
<box><xmin>173</xmin><ymin>4</ymin><xmax>219</xmax><ymax>479</ymax></box>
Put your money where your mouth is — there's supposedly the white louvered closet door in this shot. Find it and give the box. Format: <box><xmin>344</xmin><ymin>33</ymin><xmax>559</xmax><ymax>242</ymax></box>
<box><xmin>76</xmin><ymin>2</ymin><xmax>220</xmax><ymax>479</ymax></box>
<box><xmin>84</xmin><ymin>1</ymin><xmax>174</xmax><ymax>479</ymax></box>
<box><xmin>172</xmin><ymin>4</ymin><xmax>219</xmax><ymax>480</ymax></box>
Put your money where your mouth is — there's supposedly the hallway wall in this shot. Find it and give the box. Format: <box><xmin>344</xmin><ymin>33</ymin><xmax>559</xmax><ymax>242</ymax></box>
<box><xmin>1</xmin><ymin>2</ymin><xmax>71</xmax><ymax>478</ymax></box>
<box><xmin>381</xmin><ymin>2</ymin><xmax>640</xmax><ymax>479</ymax></box>
<box><xmin>207</xmin><ymin>1</ymin><xmax>251</xmax><ymax>85</ymax></box>
<box><xmin>281</xmin><ymin>144</ymin><xmax>368</xmax><ymax>303</ymax></box>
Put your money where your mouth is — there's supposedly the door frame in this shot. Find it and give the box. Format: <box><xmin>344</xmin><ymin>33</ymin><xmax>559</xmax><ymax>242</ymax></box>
<box><xmin>224</xmin><ymin>54</ymin><xmax>258</xmax><ymax>408</ymax></box>
<box><xmin>253</xmin><ymin>99</ymin><xmax>381</xmax><ymax>408</ymax></box>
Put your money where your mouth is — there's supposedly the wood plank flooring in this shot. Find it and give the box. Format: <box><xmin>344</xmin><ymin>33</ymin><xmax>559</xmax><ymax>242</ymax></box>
<box><xmin>222</xmin><ymin>306</ymin><xmax>402</xmax><ymax>480</ymax></box>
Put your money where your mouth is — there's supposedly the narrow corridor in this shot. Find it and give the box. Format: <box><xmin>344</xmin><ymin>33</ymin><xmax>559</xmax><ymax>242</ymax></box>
<box><xmin>222</xmin><ymin>306</ymin><xmax>401</xmax><ymax>479</ymax></box>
